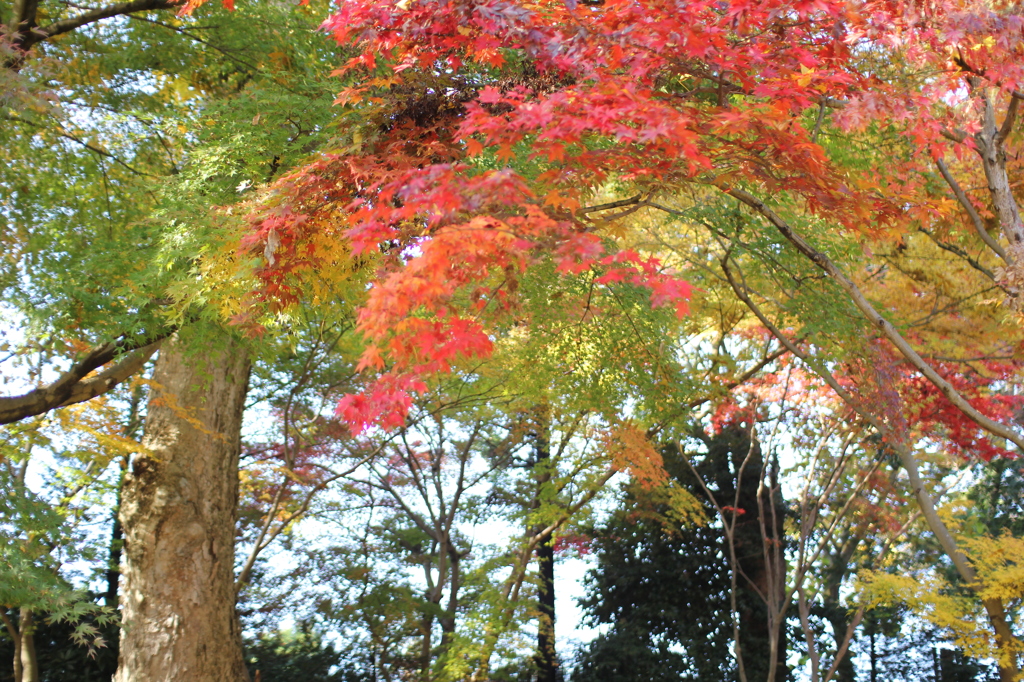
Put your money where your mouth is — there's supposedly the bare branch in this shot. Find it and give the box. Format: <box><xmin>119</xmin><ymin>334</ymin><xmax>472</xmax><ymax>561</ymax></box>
<box><xmin>578</xmin><ymin>193</ymin><xmax>642</xmax><ymax>214</ymax></box>
<box><xmin>936</xmin><ymin>158</ymin><xmax>1009</xmax><ymax>262</ymax></box>
<box><xmin>1</xmin><ymin>114</ymin><xmax>158</xmax><ymax>177</ymax></box>
<box><xmin>29</xmin><ymin>0</ymin><xmax>175</xmax><ymax>48</ymax></box>
<box><xmin>57</xmin><ymin>341</ymin><xmax>162</xmax><ymax>408</ymax></box>
<box><xmin>940</xmin><ymin>128</ymin><xmax>968</xmax><ymax>144</ymax></box>
<box><xmin>810</xmin><ymin>101</ymin><xmax>827</xmax><ymax>143</ymax></box>
<box><xmin>0</xmin><ymin>332</ymin><xmax>170</xmax><ymax>425</ymax></box>
<box><xmin>916</xmin><ymin>227</ymin><xmax>1002</xmax><ymax>283</ymax></box>
<box><xmin>722</xmin><ymin>252</ymin><xmax>1023</xmax><ymax>670</ymax></box>
<box><xmin>997</xmin><ymin>94</ymin><xmax>1019</xmax><ymax>146</ymax></box>
<box><xmin>646</xmin><ymin>343</ymin><xmax>789</xmax><ymax>439</ymax></box>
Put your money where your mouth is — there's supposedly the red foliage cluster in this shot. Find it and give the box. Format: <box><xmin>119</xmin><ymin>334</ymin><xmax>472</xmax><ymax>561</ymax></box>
<box><xmin>553</xmin><ymin>533</ymin><xmax>593</xmax><ymax>556</ymax></box>
<box><xmin>239</xmin><ymin>0</ymin><xmax>1024</xmax><ymax>439</ymax></box>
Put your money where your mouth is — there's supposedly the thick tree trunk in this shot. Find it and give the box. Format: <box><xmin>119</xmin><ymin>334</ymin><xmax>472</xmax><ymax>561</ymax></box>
<box><xmin>114</xmin><ymin>333</ymin><xmax>250</xmax><ymax>682</ymax></box>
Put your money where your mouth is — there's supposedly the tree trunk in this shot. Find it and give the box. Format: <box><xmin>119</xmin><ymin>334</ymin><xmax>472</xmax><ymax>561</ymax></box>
<box><xmin>18</xmin><ymin>609</ymin><xmax>38</xmax><ymax>682</ymax></box>
<box><xmin>106</xmin><ymin>458</ymin><xmax>127</xmax><ymax>609</ymax></box>
<box><xmin>869</xmin><ymin>631</ymin><xmax>877</xmax><ymax>682</ymax></box>
<box><xmin>821</xmin><ymin>536</ymin><xmax>860</xmax><ymax>682</ymax></box>
<box><xmin>536</xmin><ymin>531</ymin><xmax>556</xmax><ymax>682</ymax></box>
<box><xmin>707</xmin><ymin>426</ymin><xmax>788</xmax><ymax>682</ymax></box>
<box><xmin>5</xmin><ymin>612</ymin><xmax>23</xmax><ymax>682</ymax></box>
<box><xmin>532</xmin><ymin>407</ymin><xmax>557</xmax><ymax>682</ymax></box>
<box><xmin>419</xmin><ymin>611</ymin><xmax>433</xmax><ymax>681</ymax></box>
<box><xmin>897</xmin><ymin>444</ymin><xmax>1020</xmax><ymax>682</ymax></box>
<box><xmin>114</xmin><ymin>332</ymin><xmax>250</xmax><ymax>682</ymax></box>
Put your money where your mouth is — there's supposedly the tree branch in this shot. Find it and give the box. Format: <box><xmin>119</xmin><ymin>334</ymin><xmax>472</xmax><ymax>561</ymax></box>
<box><xmin>935</xmin><ymin>158</ymin><xmax>1009</xmax><ymax>262</ymax></box>
<box><xmin>721</xmin><ymin>256</ymin><xmax>980</xmax><ymax>583</ymax></box>
<box><xmin>23</xmin><ymin>0</ymin><xmax>176</xmax><ymax>50</ymax></box>
<box><xmin>578</xmin><ymin>193</ymin><xmax>642</xmax><ymax>214</ymax></box>
<box><xmin>646</xmin><ymin>343</ymin><xmax>789</xmax><ymax>439</ymax></box>
<box><xmin>1</xmin><ymin>114</ymin><xmax>157</xmax><ymax>177</ymax></box>
<box><xmin>997</xmin><ymin>94</ymin><xmax>1019</xmax><ymax>146</ymax></box>
<box><xmin>916</xmin><ymin>227</ymin><xmax>1001</xmax><ymax>283</ymax></box>
<box><xmin>716</xmin><ymin>185</ymin><xmax>1024</xmax><ymax>451</ymax></box>
<box><xmin>0</xmin><ymin>332</ymin><xmax>170</xmax><ymax>425</ymax></box>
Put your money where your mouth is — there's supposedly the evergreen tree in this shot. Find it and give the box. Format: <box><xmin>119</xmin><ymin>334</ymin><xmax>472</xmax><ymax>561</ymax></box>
<box><xmin>575</xmin><ymin>426</ymin><xmax>787</xmax><ymax>681</ymax></box>
<box><xmin>244</xmin><ymin>628</ymin><xmax>372</xmax><ymax>682</ymax></box>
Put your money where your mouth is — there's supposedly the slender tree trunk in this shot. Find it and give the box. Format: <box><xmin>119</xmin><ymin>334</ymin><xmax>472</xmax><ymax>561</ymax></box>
<box><xmin>707</xmin><ymin>426</ymin><xmax>788</xmax><ymax>682</ymax></box>
<box><xmin>897</xmin><ymin>444</ymin><xmax>1020</xmax><ymax>682</ymax></box>
<box><xmin>114</xmin><ymin>332</ymin><xmax>251</xmax><ymax>682</ymax></box>
<box><xmin>106</xmin><ymin>457</ymin><xmax>127</xmax><ymax>609</ymax></box>
<box><xmin>532</xmin><ymin>407</ymin><xmax>557</xmax><ymax>682</ymax></box>
<box><xmin>438</xmin><ymin>550</ymin><xmax>460</xmax><ymax>650</ymax></box>
<box><xmin>419</xmin><ymin>612</ymin><xmax>433</xmax><ymax>682</ymax></box>
<box><xmin>824</xmin><ymin>610</ymin><xmax>856</xmax><ymax>682</ymax></box>
<box><xmin>18</xmin><ymin>609</ymin><xmax>38</xmax><ymax>682</ymax></box>
<box><xmin>821</xmin><ymin>537</ymin><xmax>859</xmax><ymax>682</ymax></box>
<box><xmin>869</xmin><ymin>631</ymin><xmax>877</xmax><ymax>682</ymax></box>
<box><xmin>536</xmin><ymin>532</ymin><xmax>556</xmax><ymax>682</ymax></box>
<box><xmin>2</xmin><ymin>610</ymin><xmax>24</xmax><ymax>682</ymax></box>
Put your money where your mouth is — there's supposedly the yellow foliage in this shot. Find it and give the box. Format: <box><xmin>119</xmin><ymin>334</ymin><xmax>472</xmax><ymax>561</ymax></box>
<box><xmin>861</xmin><ymin>229</ymin><xmax>1024</xmax><ymax>360</ymax></box>
<box><xmin>857</xmin><ymin>570</ymin><xmax>994</xmax><ymax>660</ymax></box>
<box><xmin>963</xmin><ymin>533</ymin><xmax>1024</xmax><ymax>606</ymax></box>
<box><xmin>51</xmin><ymin>396</ymin><xmax>145</xmax><ymax>466</ymax></box>
<box><xmin>645</xmin><ymin>479</ymin><xmax>706</xmax><ymax>529</ymax></box>
<box><xmin>859</xmin><ymin>532</ymin><xmax>1024</xmax><ymax>669</ymax></box>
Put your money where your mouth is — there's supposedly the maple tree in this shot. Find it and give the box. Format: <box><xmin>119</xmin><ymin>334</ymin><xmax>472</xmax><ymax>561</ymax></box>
<box><xmin>245</xmin><ymin>0</ymin><xmax>1021</xmax><ymax>470</ymax></box>
<box><xmin>0</xmin><ymin>0</ymin><xmax>359</xmax><ymax>679</ymax></box>
<box><xmin>239</xmin><ymin>0</ymin><xmax>1024</xmax><ymax>677</ymax></box>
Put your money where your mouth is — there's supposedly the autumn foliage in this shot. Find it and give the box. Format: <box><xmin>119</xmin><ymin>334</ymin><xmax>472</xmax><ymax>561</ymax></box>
<box><xmin>237</xmin><ymin>0</ymin><xmax>1024</xmax><ymax>445</ymax></box>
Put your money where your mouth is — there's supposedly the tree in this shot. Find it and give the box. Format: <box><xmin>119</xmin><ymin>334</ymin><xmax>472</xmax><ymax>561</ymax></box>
<box><xmin>248</xmin><ymin>0</ymin><xmax>1024</xmax><ymax>676</ymax></box>
<box><xmin>574</xmin><ymin>424</ymin><xmax>800</xmax><ymax>682</ymax></box>
<box><xmin>244</xmin><ymin>627</ymin><xmax>371</xmax><ymax>682</ymax></box>
<box><xmin>115</xmin><ymin>333</ymin><xmax>251</xmax><ymax>681</ymax></box>
<box><xmin>0</xmin><ymin>395</ymin><xmax>139</xmax><ymax>681</ymax></box>
<box><xmin>6</xmin><ymin>0</ymin><xmax>1024</xmax><ymax>678</ymax></box>
<box><xmin>573</xmin><ymin>446</ymin><xmax>733</xmax><ymax>682</ymax></box>
<box><xmin>1</xmin><ymin>0</ymin><xmax>350</xmax><ymax>677</ymax></box>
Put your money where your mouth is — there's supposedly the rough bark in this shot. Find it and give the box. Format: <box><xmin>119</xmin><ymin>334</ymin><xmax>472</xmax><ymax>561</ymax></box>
<box><xmin>114</xmin><ymin>333</ymin><xmax>250</xmax><ymax>682</ymax></box>
<box><xmin>975</xmin><ymin>93</ymin><xmax>1024</xmax><ymax>303</ymax></box>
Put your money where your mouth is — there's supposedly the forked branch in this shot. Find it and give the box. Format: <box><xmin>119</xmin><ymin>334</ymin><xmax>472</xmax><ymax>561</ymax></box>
<box><xmin>935</xmin><ymin>158</ymin><xmax>1009</xmax><ymax>262</ymax></box>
